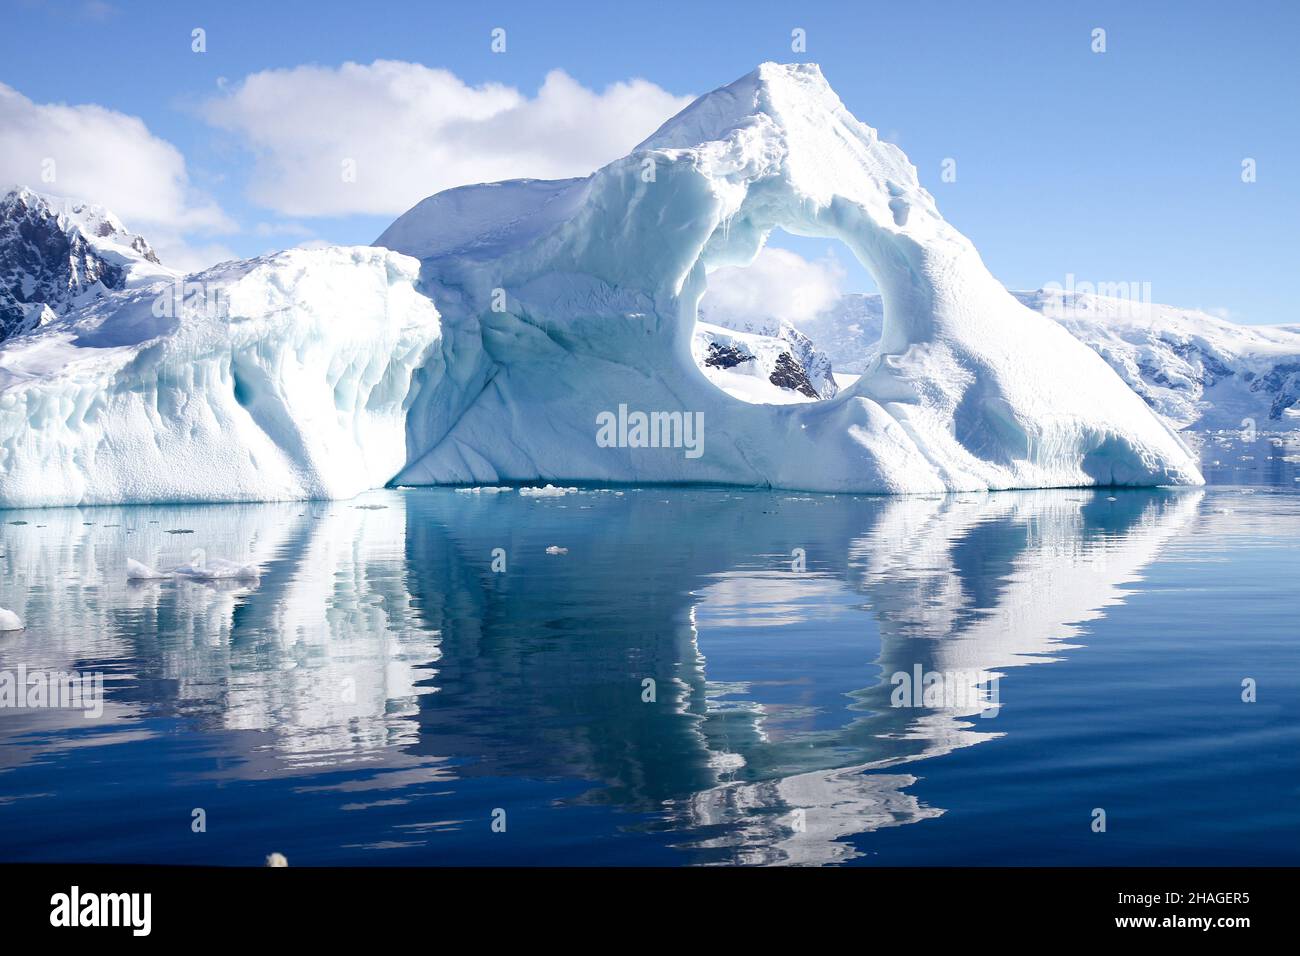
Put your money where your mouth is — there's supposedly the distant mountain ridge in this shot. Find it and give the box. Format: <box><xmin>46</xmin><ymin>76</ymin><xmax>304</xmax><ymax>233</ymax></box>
<box><xmin>795</xmin><ymin>289</ymin><xmax>1300</xmax><ymax>431</ymax></box>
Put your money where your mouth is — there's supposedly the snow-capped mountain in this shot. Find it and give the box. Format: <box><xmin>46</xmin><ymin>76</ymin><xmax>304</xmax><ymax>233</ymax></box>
<box><xmin>0</xmin><ymin>63</ymin><xmax>1203</xmax><ymax>507</ymax></box>
<box><xmin>794</xmin><ymin>290</ymin><xmax>1300</xmax><ymax>431</ymax></box>
<box><xmin>693</xmin><ymin>313</ymin><xmax>838</xmax><ymax>404</ymax></box>
<box><xmin>0</xmin><ymin>186</ymin><xmax>170</xmax><ymax>341</ymax></box>
<box><xmin>1013</xmin><ymin>290</ymin><xmax>1300</xmax><ymax>431</ymax></box>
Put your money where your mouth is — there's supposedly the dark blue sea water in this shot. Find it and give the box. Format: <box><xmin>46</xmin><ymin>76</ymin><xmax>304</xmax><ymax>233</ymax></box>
<box><xmin>1</xmin><ymin>435</ymin><xmax>1297</xmax><ymax>866</ymax></box>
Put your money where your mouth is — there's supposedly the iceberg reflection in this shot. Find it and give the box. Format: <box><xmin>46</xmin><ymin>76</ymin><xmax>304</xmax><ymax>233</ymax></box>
<box><xmin>0</xmin><ymin>485</ymin><xmax>1200</xmax><ymax>863</ymax></box>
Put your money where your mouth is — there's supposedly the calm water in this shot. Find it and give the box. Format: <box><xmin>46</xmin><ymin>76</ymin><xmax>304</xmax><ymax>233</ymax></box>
<box><xmin>1</xmin><ymin>435</ymin><xmax>1297</xmax><ymax>866</ymax></box>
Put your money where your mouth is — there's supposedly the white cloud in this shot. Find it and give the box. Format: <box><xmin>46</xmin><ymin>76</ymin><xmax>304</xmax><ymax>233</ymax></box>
<box><xmin>703</xmin><ymin>248</ymin><xmax>847</xmax><ymax>325</ymax></box>
<box><xmin>203</xmin><ymin>61</ymin><xmax>692</xmax><ymax>217</ymax></box>
<box><xmin>0</xmin><ymin>82</ymin><xmax>232</xmax><ymax>236</ymax></box>
<box><xmin>148</xmin><ymin>237</ymin><xmax>240</xmax><ymax>273</ymax></box>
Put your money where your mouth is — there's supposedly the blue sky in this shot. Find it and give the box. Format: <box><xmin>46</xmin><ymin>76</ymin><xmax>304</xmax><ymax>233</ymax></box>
<box><xmin>2</xmin><ymin>0</ymin><xmax>1296</xmax><ymax>323</ymax></box>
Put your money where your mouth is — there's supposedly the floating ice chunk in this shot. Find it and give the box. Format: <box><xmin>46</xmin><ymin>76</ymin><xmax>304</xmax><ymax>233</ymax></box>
<box><xmin>0</xmin><ymin>607</ymin><xmax>23</xmax><ymax>631</ymax></box>
<box><xmin>126</xmin><ymin>558</ymin><xmax>167</xmax><ymax>580</ymax></box>
<box><xmin>544</xmin><ymin>545</ymin><xmax>568</xmax><ymax>555</ymax></box>
<box><xmin>170</xmin><ymin>557</ymin><xmax>260</xmax><ymax>582</ymax></box>
<box><xmin>520</xmin><ymin>486</ymin><xmax>579</xmax><ymax>497</ymax></box>
<box><xmin>454</xmin><ymin>486</ymin><xmax>514</xmax><ymax>494</ymax></box>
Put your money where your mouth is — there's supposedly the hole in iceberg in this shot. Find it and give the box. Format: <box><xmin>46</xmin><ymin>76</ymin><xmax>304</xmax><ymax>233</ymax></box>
<box><xmin>692</xmin><ymin>230</ymin><xmax>879</xmax><ymax>405</ymax></box>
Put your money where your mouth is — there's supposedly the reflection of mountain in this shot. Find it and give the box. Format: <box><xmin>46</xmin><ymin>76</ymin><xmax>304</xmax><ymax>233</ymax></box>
<box><xmin>0</xmin><ymin>485</ymin><xmax>1200</xmax><ymax>864</ymax></box>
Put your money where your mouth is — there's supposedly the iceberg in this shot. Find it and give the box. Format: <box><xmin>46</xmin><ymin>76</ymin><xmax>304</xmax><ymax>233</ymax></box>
<box><xmin>0</xmin><ymin>246</ymin><xmax>440</xmax><ymax>507</ymax></box>
<box><xmin>0</xmin><ymin>63</ymin><xmax>1202</xmax><ymax>507</ymax></box>
<box><xmin>378</xmin><ymin>62</ymin><xmax>1202</xmax><ymax>493</ymax></box>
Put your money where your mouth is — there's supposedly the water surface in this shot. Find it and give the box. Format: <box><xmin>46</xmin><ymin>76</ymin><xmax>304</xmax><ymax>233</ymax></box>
<box><xmin>0</xmin><ymin>436</ymin><xmax>1296</xmax><ymax>865</ymax></box>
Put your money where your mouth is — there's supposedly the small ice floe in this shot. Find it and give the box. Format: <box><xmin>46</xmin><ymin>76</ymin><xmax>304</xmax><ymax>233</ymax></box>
<box><xmin>354</xmin><ymin>504</ymin><xmax>388</xmax><ymax>510</ymax></box>
<box><xmin>0</xmin><ymin>607</ymin><xmax>24</xmax><ymax>631</ymax></box>
<box><xmin>171</xmin><ymin>557</ymin><xmax>260</xmax><ymax>582</ymax></box>
<box><xmin>126</xmin><ymin>558</ymin><xmax>168</xmax><ymax>580</ymax></box>
<box><xmin>455</xmin><ymin>486</ymin><xmax>513</xmax><ymax>494</ymax></box>
<box><xmin>1107</xmin><ymin>496</ymin><xmax>1118</xmax><ymax>501</ymax></box>
<box><xmin>707</xmin><ymin>751</ymin><xmax>746</xmax><ymax>772</ymax></box>
<box><xmin>545</xmin><ymin>545</ymin><xmax>568</xmax><ymax>555</ymax></box>
<box><xmin>128</xmin><ymin>557</ymin><xmax>260</xmax><ymax>582</ymax></box>
<box><xmin>265</xmin><ymin>852</ymin><xmax>288</xmax><ymax>867</ymax></box>
<box><xmin>520</xmin><ymin>485</ymin><xmax>578</xmax><ymax>497</ymax></box>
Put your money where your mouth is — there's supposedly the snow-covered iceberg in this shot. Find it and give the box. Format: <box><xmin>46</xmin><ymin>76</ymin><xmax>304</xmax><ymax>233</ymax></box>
<box><xmin>379</xmin><ymin>62</ymin><xmax>1202</xmax><ymax>493</ymax></box>
<box><xmin>0</xmin><ymin>63</ymin><xmax>1202</xmax><ymax>507</ymax></box>
<box><xmin>0</xmin><ymin>247</ymin><xmax>439</xmax><ymax>507</ymax></box>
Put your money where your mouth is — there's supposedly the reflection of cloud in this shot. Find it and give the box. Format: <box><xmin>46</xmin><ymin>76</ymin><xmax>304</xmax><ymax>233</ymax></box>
<box><xmin>693</xmin><ymin>570</ymin><xmax>850</xmax><ymax>627</ymax></box>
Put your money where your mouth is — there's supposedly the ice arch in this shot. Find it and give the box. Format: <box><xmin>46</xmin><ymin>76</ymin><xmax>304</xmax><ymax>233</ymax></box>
<box><xmin>380</xmin><ymin>63</ymin><xmax>1200</xmax><ymax>493</ymax></box>
<box><xmin>0</xmin><ymin>64</ymin><xmax>1200</xmax><ymax>509</ymax></box>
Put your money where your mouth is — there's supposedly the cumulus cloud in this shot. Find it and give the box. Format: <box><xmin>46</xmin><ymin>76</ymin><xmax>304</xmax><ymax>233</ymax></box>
<box><xmin>203</xmin><ymin>61</ymin><xmax>693</xmax><ymax>217</ymax></box>
<box><xmin>0</xmin><ymin>82</ymin><xmax>231</xmax><ymax>236</ymax></box>
<box><xmin>703</xmin><ymin>247</ymin><xmax>847</xmax><ymax>325</ymax></box>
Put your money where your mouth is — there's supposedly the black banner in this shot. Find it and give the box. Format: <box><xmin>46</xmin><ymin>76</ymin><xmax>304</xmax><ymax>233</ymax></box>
<box><xmin>2</xmin><ymin>865</ymin><xmax>1284</xmax><ymax>940</ymax></box>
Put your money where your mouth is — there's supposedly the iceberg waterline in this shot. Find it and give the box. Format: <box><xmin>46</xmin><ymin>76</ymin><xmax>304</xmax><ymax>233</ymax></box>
<box><xmin>0</xmin><ymin>63</ymin><xmax>1202</xmax><ymax>508</ymax></box>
